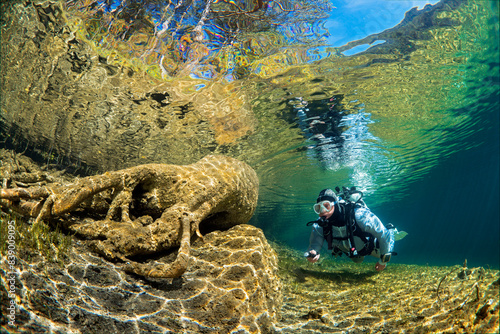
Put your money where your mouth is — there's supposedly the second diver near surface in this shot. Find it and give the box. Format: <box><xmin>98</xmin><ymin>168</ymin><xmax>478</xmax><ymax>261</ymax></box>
<box><xmin>305</xmin><ymin>188</ymin><xmax>396</xmax><ymax>271</ymax></box>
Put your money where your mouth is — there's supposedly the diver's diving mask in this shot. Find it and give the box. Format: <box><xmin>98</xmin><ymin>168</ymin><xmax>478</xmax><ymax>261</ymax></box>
<box><xmin>313</xmin><ymin>200</ymin><xmax>334</xmax><ymax>214</ymax></box>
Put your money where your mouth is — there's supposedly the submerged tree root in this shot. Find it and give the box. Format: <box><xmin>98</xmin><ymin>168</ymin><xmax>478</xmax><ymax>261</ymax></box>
<box><xmin>0</xmin><ymin>154</ymin><xmax>259</xmax><ymax>278</ymax></box>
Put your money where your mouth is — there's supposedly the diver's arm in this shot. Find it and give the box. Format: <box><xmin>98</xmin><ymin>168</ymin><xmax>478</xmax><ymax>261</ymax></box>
<box><xmin>307</xmin><ymin>223</ymin><xmax>325</xmax><ymax>254</ymax></box>
<box><xmin>305</xmin><ymin>224</ymin><xmax>324</xmax><ymax>262</ymax></box>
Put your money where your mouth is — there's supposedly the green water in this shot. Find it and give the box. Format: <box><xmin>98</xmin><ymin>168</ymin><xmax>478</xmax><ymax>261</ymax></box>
<box><xmin>1</xmin><ymin>0</ymin><xmax>498</xmax><ymax>268</ymax></box>
<box><xmin>245</xmin><ymin>0</ymin><xmax>500</xmax><ymax>267</ymax></box>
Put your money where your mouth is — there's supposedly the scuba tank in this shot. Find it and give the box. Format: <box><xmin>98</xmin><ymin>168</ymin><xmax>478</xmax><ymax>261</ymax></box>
<box><xmin>335</xmin><ymin>186</ymin><xmax>407</xmax><ymax>241</ymax></box>
<box><xmin>335</xmin><ymin>186</ymin><xmax>367</xmax><ymax>208</ymax></box>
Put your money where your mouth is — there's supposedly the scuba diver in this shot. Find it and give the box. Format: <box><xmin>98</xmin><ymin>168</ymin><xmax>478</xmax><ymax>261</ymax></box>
<box><xmin>305</xmin><ymin>188</ymin><xmax>400</xmax><ymax>271</ymax></box>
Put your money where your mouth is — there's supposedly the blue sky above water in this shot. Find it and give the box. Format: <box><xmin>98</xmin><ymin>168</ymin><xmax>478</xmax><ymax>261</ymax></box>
<box><xmin>327</xmin><ymin>0</ymin><xmax>440</xmax><ymax>54</ymax></box>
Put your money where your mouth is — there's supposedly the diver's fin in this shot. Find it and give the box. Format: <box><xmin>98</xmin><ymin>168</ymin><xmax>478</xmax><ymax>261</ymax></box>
<box><xmin>393</xmin><ymin>229</ymin><xmax>408</xmax><ymax>241</ymax></box>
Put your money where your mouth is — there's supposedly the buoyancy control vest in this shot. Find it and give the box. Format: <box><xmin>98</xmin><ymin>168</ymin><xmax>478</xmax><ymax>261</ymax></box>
<box><xmin>307</xmin><ymin>187</ymin><xmax>379</xmax><ymax>257</ymax></box>
<box><xmin>324</xmin><ymin>202</ymin><xmax>376</xmax><ymax>257</ymax></box>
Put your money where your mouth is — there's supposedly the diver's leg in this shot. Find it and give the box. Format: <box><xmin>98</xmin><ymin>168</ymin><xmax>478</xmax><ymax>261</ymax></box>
<box><xmin>369</xmin><ymin>247</ymin><xmax>381</xmax><ymax>259</ymax></box>
<box><xmin>349</xmin><ymin>255</ymin><xmax>365</xmax><ymax>263</ymax></box>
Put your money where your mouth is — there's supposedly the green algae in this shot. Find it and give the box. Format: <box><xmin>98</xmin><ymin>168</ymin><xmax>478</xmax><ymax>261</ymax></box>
<box><xmin>0</xmin><ymin>213</ymin><xmax>72</xmax><ymax>267</ymax></box>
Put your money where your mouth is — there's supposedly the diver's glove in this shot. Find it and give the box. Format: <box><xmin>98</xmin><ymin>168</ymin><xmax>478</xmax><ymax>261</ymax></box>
<box><xmin>304</xmin><ymin>250</ymin><xmax>320</xmax><ymax>263</ymax></box>
<box><xmin>375</xmin><ymin>260</ymin><xmax>386</xmax><ymax>271</ymax></box>
<box><xmin>375</xmin><ymin>253</ymin><xmax>392</xmax><ymax>271</ymax></box>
